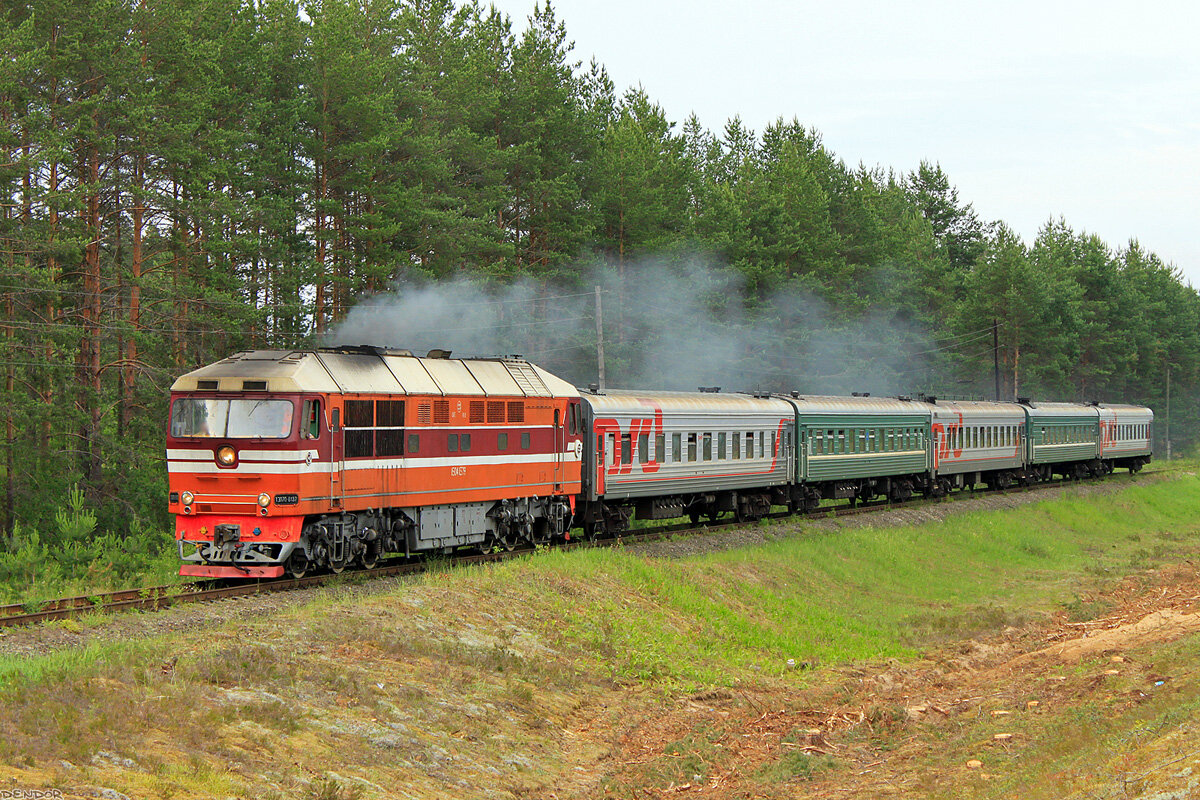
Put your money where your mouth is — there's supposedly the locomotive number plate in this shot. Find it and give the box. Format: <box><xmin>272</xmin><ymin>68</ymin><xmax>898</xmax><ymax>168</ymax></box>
<box><xmin>450</xmin><ymin>466</ymin><xmax>467</xmax><ymax>477</ymax></box>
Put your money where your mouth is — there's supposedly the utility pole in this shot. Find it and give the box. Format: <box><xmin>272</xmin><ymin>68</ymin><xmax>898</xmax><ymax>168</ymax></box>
<box><xmin>594</xmin><ymin>285</ymin><xmax>606</xmax><ymax>392</ymax></box>
<box><xmin>993</xmin><ymin>319</ymin><xmax>1000</xmax><ymax>401</ymax></box>
<box><xmin>1166</xmin><ymin>363</ymin><xmax>1171</xmax><ymax>460</ymax></box>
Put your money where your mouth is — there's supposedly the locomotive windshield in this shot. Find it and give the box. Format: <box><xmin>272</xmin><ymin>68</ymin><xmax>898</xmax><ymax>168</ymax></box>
<box><xmin>171</xmin><ymin>398</ymin><xmax>294</xmax><ymax>439</ymax></box>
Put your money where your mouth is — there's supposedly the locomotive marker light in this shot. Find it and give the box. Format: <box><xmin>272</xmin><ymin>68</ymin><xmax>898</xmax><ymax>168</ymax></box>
<box><xmin>216</xmin><ymin>445</ymin><xmax>237</xmax><ymax>467</ymax></box>
<box><xmin>181</xmin><ymin>491</ymin><xmax>195</xmax><ymax>506</ymax></box>
<box><xmin>257</xmin><ymin>492</ymin><xmax>271</xmax><ymax>508</ymax></box>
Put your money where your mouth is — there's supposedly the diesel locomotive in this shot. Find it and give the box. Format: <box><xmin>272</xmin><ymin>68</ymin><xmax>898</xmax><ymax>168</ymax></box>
<box><xmin>166</xmin><ymin>347</ymin><xmax>1153</xmax><ymax>579</ymax></box>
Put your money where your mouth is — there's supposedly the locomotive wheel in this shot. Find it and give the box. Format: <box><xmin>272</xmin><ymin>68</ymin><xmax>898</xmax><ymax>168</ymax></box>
<box><xmin>285</xmin><ymin>551</ymin><xmax>309</xmax><ymax>580</ymax></box>
<box><xmin>329</xmin><ymin>555</ymin><xmax>350</xmax><ymax>574</ymax></box>
<box><xmin>360</xmin><ymin>543</ymin><xmax>380</xmax><ymax>570</ymax></box>
<box><xmin>478</xmin><ymin>535</ymin><xmax>495</xmax><ymax>555</ymax></box>
<box><xmin>498</xmin><ymin>528</ymin><xmax>519</xmax><ymax>551</ymax></box>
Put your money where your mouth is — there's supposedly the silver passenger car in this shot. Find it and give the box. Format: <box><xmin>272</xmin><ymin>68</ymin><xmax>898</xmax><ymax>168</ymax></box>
<box><xmin>579</xmin><ymin>389</ymin><xmax>795</xmax><ymax>521</ymax></box>
<box><xmin>929</xmin><ymin>400</ymin><xmax>1026</xmax><ymax>489</ymax></box>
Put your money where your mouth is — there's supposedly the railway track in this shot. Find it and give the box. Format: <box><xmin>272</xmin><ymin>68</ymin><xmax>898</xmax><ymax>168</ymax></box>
<box><xmin>0</xmin><ymin>470</ymin><xmax>1156</xmax><ymax>630</ymax></box>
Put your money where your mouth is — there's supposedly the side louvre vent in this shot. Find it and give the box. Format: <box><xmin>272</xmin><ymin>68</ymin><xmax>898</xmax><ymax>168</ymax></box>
<box><xmin>469</xmin><ymin>401</ymin><xmax>485</xmax><ymax>424</ymax></box>
<box><xmin>506</xmin><ymin>401</ymin><xmax>525</xmax><ymax>423</ymax></box>
<box><xmin>487</xmin><ymin>401</ymin><xmax>506</xmax><ymax>423</ymax></box>
<box><xmin>433</xmin><ymin>400</ymin><xmax>451</xmax><ymax>424</ymax></box>
<box><xmin>417</xmin><ymin>403</ymin><xmax>431</xmax><ymax>424</ymax></box>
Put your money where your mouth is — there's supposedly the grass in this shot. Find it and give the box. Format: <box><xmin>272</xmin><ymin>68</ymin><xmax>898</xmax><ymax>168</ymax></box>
<box><xmin>0</xmin><ymin>471</ymin><xmax>1198</xmax><ymax>798</ymax></box>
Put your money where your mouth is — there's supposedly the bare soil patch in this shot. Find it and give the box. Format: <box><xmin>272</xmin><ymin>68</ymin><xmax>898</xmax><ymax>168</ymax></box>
<box><xmin>574</xmin><ymin>560</ymin><xmax>1200</xmax><ymax>799</ymax></box>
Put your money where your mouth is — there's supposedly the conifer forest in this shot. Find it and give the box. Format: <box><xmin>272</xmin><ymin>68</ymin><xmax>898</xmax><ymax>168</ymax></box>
<box><xmin>1</xmin><ymin>0</ymin><xmax>1196</xmax><ymax>540</ymax></box>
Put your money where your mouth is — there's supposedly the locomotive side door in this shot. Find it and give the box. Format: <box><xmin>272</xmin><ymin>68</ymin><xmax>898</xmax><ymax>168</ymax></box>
<box><xmin>330</xmin><ymin>404</ymin><xmax>344</xmax><ymax>507</ymax></box>
<box><xmin>553</xmin><ymin>407</ymin><xmax>564</xmax><ymax>493</ymax></box>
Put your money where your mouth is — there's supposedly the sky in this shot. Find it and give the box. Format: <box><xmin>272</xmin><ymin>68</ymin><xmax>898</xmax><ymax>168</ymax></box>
<box><xmin>487</xmin><ymin>0</ymin><xmax>1200</xmax><ymax>286</ymax></box>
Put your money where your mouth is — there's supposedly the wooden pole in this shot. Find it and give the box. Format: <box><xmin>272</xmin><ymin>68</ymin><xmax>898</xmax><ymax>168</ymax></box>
<box><xmin>595</xmin><ymin>286</ymin><xmax>606</xmax><ymax>392</ymax></box>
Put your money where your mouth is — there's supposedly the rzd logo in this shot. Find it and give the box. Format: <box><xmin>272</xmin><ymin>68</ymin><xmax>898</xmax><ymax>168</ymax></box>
<box><xmin>595</xmin><ymin>399</ymin><xmax>664</xmax><ymax>476</ymax></box>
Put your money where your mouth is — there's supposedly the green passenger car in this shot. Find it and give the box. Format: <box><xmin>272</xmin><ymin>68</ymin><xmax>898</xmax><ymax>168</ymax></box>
<box><xmin>779</xmin><ymin>395</ymin><xmax>932</xmax><ymax>504</ymax></box>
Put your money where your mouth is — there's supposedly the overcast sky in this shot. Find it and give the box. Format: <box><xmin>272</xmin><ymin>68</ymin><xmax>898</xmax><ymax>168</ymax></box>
<box><xmin>487</xmin><ymin>0</ymin><xmax>1200</xmax><ymax>286</ymax></box>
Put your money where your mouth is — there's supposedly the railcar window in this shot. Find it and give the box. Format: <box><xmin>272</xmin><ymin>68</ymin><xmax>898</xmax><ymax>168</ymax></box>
<box><xmin>718</xmin><ymin>432</ymin><xmax>727</xmax><ymax>459</ymax></box>
<box><xmin>733</xmin><ymin>432</ymin><xmax>741</xmax><ymax>459</ymax></box>
<box><xmin>621</xmin><ymin>434</ymin><xmax>632</xmax><ymax>465</ymax></box>
<box><xmin>760</xmin><ymin>431</ymin><xmax>766</xmax><ymax>457</ymax></box>
<box><xmin>521</xmin><ymin>432</ymin><xmax>531</xmax><ymax>450</ymax></box>
<box><xmin>638</xmin><ymin>433</ymin><xmax>648</xmax><ymax>463</ymax></box>
<box><xmin>703</xmin><ymin>433</ymin><xmax>712</xmax><ymax>460</ymax></box>
<box><xmin>771</xmin><ymin>431</ymin><xmax>777</xmax><ymax>457</ymax></box>
<box><xmin>656</xmin><ymin>434</ymin><xmax>665</xmax><ymax>462</ymax></box>
<box><xmin>688</xmin><ymin>433</ymin><xmax>697</xmax><ymax>462</ymax></box>
<box><xmin>448</xmin><ymin>434</ymin><xmax>459</xmax><ymax>452</ymax></box>
<box><xmin>498</xmin><ymin>432</ymin><xmax>508</xmax><ymax>451</ymax></box>
<box><xmin>673</xmin><ymin>433</ymin><xmax>682</xmax><ymax>462</ymax></box>
<box><xmin>408</xmin><ymin>434</ymin><xmax>419</xmax><ymax>453</ymax></box>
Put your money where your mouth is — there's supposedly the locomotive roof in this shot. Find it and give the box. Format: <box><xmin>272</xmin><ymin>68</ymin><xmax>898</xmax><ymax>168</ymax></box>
<box><xmin>170</xmin><ymin>349</ymin><xmax>578</xmax><ymax>398</ymax></box>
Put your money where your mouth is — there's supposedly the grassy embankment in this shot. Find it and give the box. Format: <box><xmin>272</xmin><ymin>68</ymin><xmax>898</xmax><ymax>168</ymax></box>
<box><xmin>0</xmin><ymin>470</ymin><xmax>1198</xmax><ymax>798</ymax></box>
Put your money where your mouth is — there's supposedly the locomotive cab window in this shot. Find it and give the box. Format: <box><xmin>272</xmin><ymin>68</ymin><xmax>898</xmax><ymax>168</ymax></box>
<box><xmin>170</xmin><ymin>398</ymin><xmax>295</xmax><ymax>440</ymax></box>
<box><xmin>302</xmin><ymin>399</ymin><xmax>322</xmax><ymax>439</ymax></box>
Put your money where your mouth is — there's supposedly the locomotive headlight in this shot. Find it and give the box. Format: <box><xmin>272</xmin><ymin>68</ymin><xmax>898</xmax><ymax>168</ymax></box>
<box><xmin>181</xmin><ymin>491</ymin><xmax>195</xmax><ymax>506</ymax></box>
<box><xmin>216</xmin><ymin>445</ymin><xmax>237</xmax><ymax>467</ymax></box>
<box><xmin>257</xmin><ymin>492</ymin><xmax>271</xmax><ymax>508</ymax></box>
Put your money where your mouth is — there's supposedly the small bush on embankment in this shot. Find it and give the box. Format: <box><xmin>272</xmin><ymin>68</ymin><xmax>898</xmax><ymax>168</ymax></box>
<box><xmin>0</xmin><ymin>485</ymin><xmax>180</xmax><ymax>605</ymax></box>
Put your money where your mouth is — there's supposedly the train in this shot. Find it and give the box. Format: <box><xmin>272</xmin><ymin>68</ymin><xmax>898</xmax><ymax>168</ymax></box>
<box><xmin>166</xmin><ymin>346</ymin><xmax>1154</xmax><ymax>579</ymax></box>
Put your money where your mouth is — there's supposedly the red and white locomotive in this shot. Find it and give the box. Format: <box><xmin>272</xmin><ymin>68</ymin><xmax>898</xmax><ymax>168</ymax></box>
<box><xmin>168</xmin><ymin>347</ymin><xmax>583</xmax><ymax>578</ymax></box>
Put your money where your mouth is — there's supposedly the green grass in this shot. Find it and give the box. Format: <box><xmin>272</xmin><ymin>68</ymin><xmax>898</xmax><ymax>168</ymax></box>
<box><xmin>435</xmin><ymin>473</ymin><xmax>1200</xmax><ymax>688</ymax></box>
